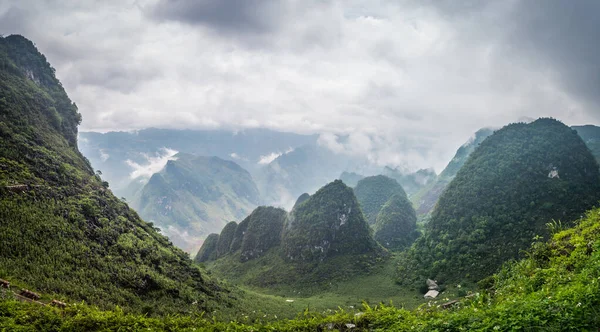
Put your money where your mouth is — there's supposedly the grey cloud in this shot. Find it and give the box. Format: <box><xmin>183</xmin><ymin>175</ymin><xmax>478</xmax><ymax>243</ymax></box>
<box><xmin>150</xmin><ymin>0</ymin><xmax>286</xmax><ymax>35</ymax></box>
<box><xmin>1</xmin><ymin>0</ymin><xmax>599</xmax><ymax>171</ymax></box>
<box><xmin>75</xmin><ymin>63</ymin><xmax>161</xmax><ymax>93</ymax></box>
<box><xmin>508</xmin><ymin>0</ymin><xmax>600</xmax><ymax>112</ymax></box>
<box><xmin>421</xmin><ymin>0</ymin><xmax>600</xmax><ymax>117</ymax></box>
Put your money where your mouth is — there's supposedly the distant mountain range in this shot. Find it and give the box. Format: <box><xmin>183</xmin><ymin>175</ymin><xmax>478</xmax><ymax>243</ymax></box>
<box><xmin>130</xmin><ymin>153</ymin><xmax>261</xmax><ymax>253</ymax></box>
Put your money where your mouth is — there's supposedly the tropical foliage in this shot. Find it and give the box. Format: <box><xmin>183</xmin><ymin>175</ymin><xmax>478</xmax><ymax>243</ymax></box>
<box><xmin>402</xmin><ymin>118</ymin><xmax>600</xmax><ymax>283</ymax></box>
<box><xmin>0</xmin><ymin>34</ymin><xmax>226</xmax><ymax>315</ymax></box>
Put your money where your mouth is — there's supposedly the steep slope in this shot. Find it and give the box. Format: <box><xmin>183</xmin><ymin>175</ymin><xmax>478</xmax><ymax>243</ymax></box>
<box><xmin>132</xmin><ymin>153</ymin><xmax>260</xmax><ymax>253</ymax></box>
<box><xmin>573</xmin><ymin>125</ymin><xmax>600</xmax><ymax>163</ymax></box>
<box><xmin>207</xmin><ymin>180</ymin><xmax>384</xmax><ymax>287</ymax></box>
<box><xmin>382</xmin><ymin>167</ymin><xmax>436</xmax><ymax>196</ymax></box>
<box><xmin>354</xmin><ymin>175</ymin><xmax>407</xmax><ymax>225</ymax></box>
<box><xmin>373</xmin><ymin>193</ymin><xmax>419</xmax><ymax>250</ymax></box>
<box><xmin>283</xmin><ymin>180</ymin><xmax>380</xmax><ymax>262</ymax></box>
<box><xmin>411</xmin><ymin>128</ymin><xmax>494</xmax><ymax>215</ymax></box>
<box><xmin>194</xmin><ymin>233</ymin><xmax>219</xmax><ymax>263</ymax></box>
<box><xmin>0</xmin><ymin>35</ymin><xmax>225</xmax><ymax>315</ymax></box>
<box><xmin>4</xmin><ymin>206</ymin><xmax>600</xmax><ymax>330</ymax></box>
<box><xmin>197</xmin><ymin>206</ymin><xmax>287</xmax><ymax>263</ymax></box>
<box><xmin>215</xmin><ymin>221</ymin><xmax>237</xmax><ymax>258</ymax></box>
<box><xmin>405</xmin><ymin>118</ymin><xmax>600</xmax><ymax>283</ymax></box>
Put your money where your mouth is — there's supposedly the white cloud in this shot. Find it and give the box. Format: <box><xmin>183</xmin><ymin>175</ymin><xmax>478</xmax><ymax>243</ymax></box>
<box><xmin>99</xmin><ymin>149</ymin><xmax>110</xmax><ymax>162</ymax></box>
<box><xmin>2</xmin><ymin>0</ymin><xmax>599</xmax><ymax>171</ymax></box>
<box><xmin>257</xmin><ymin>147</ymin><xmax>294</xmax><ymax>165</ymax></box>
<box><xmin>125</xmin><ymin>148</ymin><xmax>178</xmax><ymax>179</ymax></box>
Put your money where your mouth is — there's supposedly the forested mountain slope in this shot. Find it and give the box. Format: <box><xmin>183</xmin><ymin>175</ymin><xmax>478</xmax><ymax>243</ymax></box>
<box><xmin>0</xmin><ymin>35</ymin><xmax>227</xmax><ymax>315</ymax></box>
<box><xmin>411</xmin><ymin>128</ymin><xmax>494</xmax><ymax>215</ymax></box>
<box><xmin>403</xmin><ymin>118</ymin><xmax>600</xmax><ymax>283</ymax></box>
<box><xmin>4</xmin><ymin>205</ymin><xmax>600</xmax><ymax>330</ymax></box>
<box><xmin>353</xmin><ymin>175</ymin><xmax>408</xmax><ymax>225</ymax></box>
<box><xmin>202</xmin><ymin>180</ymin><xmax>384</xmax><ymax>287</ymax></box>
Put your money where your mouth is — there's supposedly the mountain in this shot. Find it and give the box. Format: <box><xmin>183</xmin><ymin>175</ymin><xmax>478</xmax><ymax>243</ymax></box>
<box><xmin>194</xmin><ymin>233</ymin><xmax>219</xmax><ymax>263</ymax></box>
<box><xmin>339</xmin><ymin>171</ymin><xmax>364</xmax><ymax>187</ymax></box>
<box><xmin>204</xmin><ymin>180</ymin><xmax>383</xmax><ymax>287</ymax></box>
<box><xmin>404</xmin><ymin>118</ymin><xmax>600</xmax><ymax>283</ymax></box>
<box><xmin>256</xmin><ymin>143</ymin><xmax>380</xmax><ymax>208</ymax></box>
<box><xmin>382</xmin><ymin>167</ymin><xmax>436</xmax><ymax>196</ymax></box>
<box><xmin>292</xmin><ymin>192</ymin><xmax>310</xmax><ymax>209</ymax></box>
<box><xmin>353</xmin><ymin>175</ymin><xmax>408</xmax><ymax>225</ymax></box>
<box><xmin>283</xmin><ymin>180</ymin><xmax>380</xmax><ymax>262</ymax></box>
<box><xmin>0</xmin><ymin>35</ymin><xmax>225</xmax><ymax>314</ymax></box>
<box><xmin>411</xmin><ymin>128</ymin><xmax>495</xmax><ymax>215</ymax></box>
<box><xmin>373</xmin><ymin>193</ymin><xmax>419</xmax><ymax>250</ymax></box>
<box><xmin>573</xmin><ymin>125</ymin><xmax>600</xmax><ymax>163</ymax></box>
<box><xmin>131</xmin><ymin>153</ymin><xmax>260</xmax><ymax>253</ymax></box>
<box><xmin>78</xmin><ymin>128</ymin><xmax>317</xmax><ymax>198</ymax></box>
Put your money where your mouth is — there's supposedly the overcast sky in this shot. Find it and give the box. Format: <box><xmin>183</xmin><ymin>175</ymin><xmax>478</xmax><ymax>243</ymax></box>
<box><xmin>2</xmin><ymin>0</ymin><xmax>600</xmax><ymax>171</ymax></box>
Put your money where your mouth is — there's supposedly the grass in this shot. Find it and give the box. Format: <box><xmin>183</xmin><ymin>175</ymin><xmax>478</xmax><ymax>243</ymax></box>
<box><xmin>205</xmin><ymin>252</ymin><xmax>477</xmax><ymax>320</ymax></box>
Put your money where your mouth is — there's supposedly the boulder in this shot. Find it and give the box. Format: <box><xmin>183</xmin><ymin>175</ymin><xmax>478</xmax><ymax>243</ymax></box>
<box><xmin>426</xmin><ymin>278</ymin><xmax>439</xmax><ymax>290</ymax></box>
<box><xmin>424</xmin><ymin>290</ymin><xmax>439</xmax><ymax>299</ymax></box>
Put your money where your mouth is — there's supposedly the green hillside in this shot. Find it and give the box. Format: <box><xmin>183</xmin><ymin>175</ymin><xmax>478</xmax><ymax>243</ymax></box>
<box><xmin>373</xmin><ymin>193</ymin><xmax>419</xmax><ymax>250</ymax></box>
<box><xmin>354</xmin><ymin>175</ymin><xmax>408</xmax><ymax>225</ymax></box>
<box><xmin>0</xmin><ymin>35</ymin><xmax>226</xmax><ymax>315</ymax></box>
<box><xmin>411</xmin><ymin>128</ymin><xmax>494</xmax><ymax>215</ymax></box>
<box><xmin>205</xmin><ymin>180</ymin><xmax>385</xmax><ymax>288</ymax></box>
<box><xmin>283</xmin><ymin>180</ymin><xmax>381</xmax><ymax>262</ymax></box>
<box><xmin>132</xmin><ymin>153</ymin><xmax>260</xmax><ymax>253</ymax></box>
<box><xmin>4</xmin><ymin>205</ymin><xmax>600</xmax><ymax>330</ymax></box>
<box><xmin>403</xmin><ymin>118</ymin><xmax>600</xmax><ymax>283</ymax></box>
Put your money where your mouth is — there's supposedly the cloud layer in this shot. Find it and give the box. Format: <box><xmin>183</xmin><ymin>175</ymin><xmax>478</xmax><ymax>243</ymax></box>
<box><xmin>126</xmin><ymin>148</ymin><xmax>179</xmax><ymax>179</ymax></box>
<box><xmin>2</xmin><ymin>0</ymin><xmax>599</xmax><ymax>171</ymax></box>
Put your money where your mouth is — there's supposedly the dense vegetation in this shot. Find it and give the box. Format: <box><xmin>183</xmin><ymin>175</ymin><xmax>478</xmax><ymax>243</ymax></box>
<box><xmin>204</xmin><ymin>180</ymin><xmax>386</xmax><ymax>288</ymax></box>
<box><xmin>354</xmin><ymin>175</ymin><xmax>408</xmax><ymax>225</ymax></box>
<box><xmin>284</xmin><ymin>180</ymin><xmax>381</xmax><ymax>261</ymax></box>
<box><xmin>197</xmin><ymin>206</ymin><xmax>287</xmax><ymax>263</ymax></box>
<box><xmin>3</xmin><ymin>34</ymin><xmax>600</xmax><ymax>331</ymax></box>
<box><xmin>132</xmin><ymin>153</ymin><xmax>261</xmax><ymax>253</ymax></box>
<box><xmin>215</xmin><ymin>221</ymin><xmax>238</xmax><ymax>258</ymax></box>
<box><xmin>194</xmin><ymin>233</ymin><xmax>219</xmax><ymax>263</ymax></box>
<box><xmin>0</xmin><ymin>35</ymin><xmax>227</xmax><ymax>315</ymax></box>
<box><xmin>402</xmin><ymin>118</ymin><xmax>600</xmax><ymax>283</ymax></box>
<box><xmin>4</xmin><ymin>206</ymin><xmax>600</xmax><ymax>330</ymax></box>
<box><xmin>373</xmin><ymin>193</ymin><xmax>419</xmax><ymax>250</ymax></box>
<box><xmin>411</xmin><ymin>128</ymin><xmax>494</xmax><ymax>215</ymax></box>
